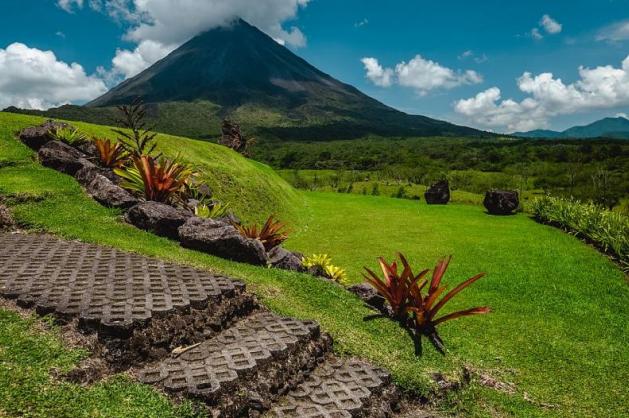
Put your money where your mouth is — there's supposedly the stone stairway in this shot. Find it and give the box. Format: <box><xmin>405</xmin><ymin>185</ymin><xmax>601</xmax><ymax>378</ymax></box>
<box><xmin>0</xmin><ymin>232</ymin><xmax>418</xmax><ymax>417</ymax></box>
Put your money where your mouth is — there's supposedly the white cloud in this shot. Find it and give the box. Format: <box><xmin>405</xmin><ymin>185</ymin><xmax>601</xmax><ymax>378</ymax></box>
<box><xmin>57</xmin><ymin>0</ymin><xmax>83</xmax><ymax>12</ymax></box>
<box><xmin>0</xmin><ymin>43</ymin><xmax>107</xmax><ymax>110</ymax></box>
<box><xmin>111</xmin><ymin>40</ymin><xmax>177</xmax><ymax>79</ymax></box>
<box><xmin>616</xmin><ymin>112</ymin><xmax>628</xmax><ymax>119</ymax></box>
<box><xmin>597</xmin><ymin>19</ymin><xmax>629</xmax><ymax>42</ymax></box>
<box><xmin>531</xmin><ymin>27</ymin><xmax>543</xmax><ymax>40</ymax></box>
<box><xmin>540</xmin><ymin>15</ymin><xmax>562</xmax><ymax>34</ymax></box>
<box><xmin>361</xmin><ymin>57</ymin><xmax>393</xmax><ymax>87</ymax></box>
<box><xmin>354</xmin><ymin>18</ymin><xmax>369</xmax><ymax>28</ymax></box>
<box><xmin>454</xmin><ymin>55</ymin><xmax>629</xmax><ymax>132</ymax></box>
<box><xmin>86</xmin><ymin>0</ymin><xmax>311</xmax><ymax>80</ymax></box>
<box><xmin>362</xmin><ymin>55</ymin><xmax>482</xmax><ymax>94</ymax></box>
<box><xmin>458</xmin><ymin>50</ymin><xmax>487</xmax><ymax>64</ymax></box>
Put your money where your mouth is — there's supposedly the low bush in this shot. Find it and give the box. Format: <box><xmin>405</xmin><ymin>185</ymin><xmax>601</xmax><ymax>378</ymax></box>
<box><xmin>531</xmin><ymin>195</ymin><xmax>628</xmax><ymax>268</ymax></box>
<box><xmin>194</xmin><ymin>201</ymin><xmax>229</xmax><ymax>219</ymax></box>
<box><xmin>302</xmin><ymin>254</ymin><xmax>348</xmax><ymax>283</ymax></box>
<box><xmin>235</xmin><ymin>215</ymin><xmax>289</xmax><ymax>250</ymax></box>
<box><xmin>51</xmin><ymin>127</ymin><xmax>87</xmax><ymax>146</ymax></box>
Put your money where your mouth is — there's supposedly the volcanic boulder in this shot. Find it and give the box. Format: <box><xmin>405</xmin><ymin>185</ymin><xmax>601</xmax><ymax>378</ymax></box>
<box><xmin>424</xmin><ymin>180</ymin><xmax>450</xmax><ymax>205</ymax></box>
<box><xmin>483</xmin><ymin>190</ymin><xmax>520</xmax><ymax>215</ymax></box>
<box><xmin>125</xmin><ymin>201</ymin><xmax>191</xmax><ymax>239</ymax></box>
<box><xmin>38</xmin><ymin>140</ymin><xmax>93</xmax><ymax>176</ymax></box>
<box><xmin>19</xmin><ymin>120</ymin><xmax>70</xmax><ymax>150</ymax></box>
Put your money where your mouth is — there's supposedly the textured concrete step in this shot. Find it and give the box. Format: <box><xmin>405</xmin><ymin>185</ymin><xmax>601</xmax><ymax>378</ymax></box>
<box><xmin>0</xmin><ymin>233</ymin><xmax>256</xmax><ymax>368</ymax></box>
<box><xmin>268</xmin><ymin>358</ymin><xmax>400</xmax><ymax>418</ymax></box>
<box><xmin>138</xmin><ymin>311</ymin><xmax>331</xmax><ymax>417</ymax></box>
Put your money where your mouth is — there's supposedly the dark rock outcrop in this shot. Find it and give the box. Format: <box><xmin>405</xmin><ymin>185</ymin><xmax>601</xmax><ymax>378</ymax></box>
<box><xmin>19</xmin><ymin>120</ymin><xmax>70</xmax><ymax>150</ymax></box>
<box><xmin>86</xmin><ymin>175</ymin><xmax>138</xmax><ymax>209</ymax></box>
<box><xmin>0</xmin><ymin>205</ymin><xmax>14</xmax><ymax>230</ymax></box>
<box><xmin>178</xmin><ymin>217</ymin><xmax>269</xmax><ymax>265</ymax></box>
<box><xmin>219</xmin><ymin>120</ymin><xmax>255</xmax><ymax>156</ymax></box>
<box><xmin>125</xmin><ymin>201</ymin><xmax>191</xmax><ymax>239</ymax></box>
<box><xmin>268</xmin><ymin>246</ymin><xmax>305</xmax><ymax>272</ymax></box>
<box><xmin>75</xmin><ymin>165</ymin><xmax>118</xmax><ymax>186</ymax></box>
<box><xmin>483</xmin><ymin>190</ymin><xmax>519</xmax><ymax>215</ymax></box>
<box><xmin>348</xmin><ymin>283</ymin><xmax>387</xmax><ymax>312</ymax></box>
<box><xmin>38</xmin><ymin>140</ymin><xmax>92</xmax><ymax>176</ymax></box>
<box><xmin>424</xmin><ymin>180</ymin><xmax>450</xmax><ymax>205</ymax></box>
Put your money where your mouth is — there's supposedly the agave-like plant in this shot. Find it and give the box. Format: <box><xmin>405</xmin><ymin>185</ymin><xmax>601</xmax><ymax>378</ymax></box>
<box><xmin>195</xmin><ymin>201</ymin><xmax>230</xmax><ymax>219</ymax></box>
<box><xmin>51</xmin><ymin>127</ymin><xmax>87</xmax><ymax>145</ymax></box>
<box><xmin>94</xmin><ymin>138</ymin><xmax>129</xmax><ymax>168</ymax></box>
<box><xmin>235</xmin><ymin>215</ymin><xmax>289</xmax><ymax>250</ymax></box>
<box><xmin>363</xmin><ymin>254</ymin><xmax>429</xmax><ymax>320</ymax></box>
<box><xmin>364</xmin><ymin>254</ymin><xmax>490</xmax><ymax>353</ymax></box>
<box><xmin>115</xmin><ymin>155</ymin><xmax>194</xmax><ymax>203</ymax></box>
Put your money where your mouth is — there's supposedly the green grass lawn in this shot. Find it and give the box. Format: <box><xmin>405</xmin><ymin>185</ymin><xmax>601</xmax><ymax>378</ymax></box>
<box><xmin>0</xmin><ymin>113</ymin><xmax>628</xmax><ymax>417</ymax></box>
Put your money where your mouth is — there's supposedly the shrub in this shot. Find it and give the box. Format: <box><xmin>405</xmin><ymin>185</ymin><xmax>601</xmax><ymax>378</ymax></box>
<box><xmin>303</xmin><ymin>254</ymin><xmax>348</xmax><ymax>283</ymax></box>
<box><xmin>532</xmin><ymin>195</ymin><xmax>628</xmax><ymax>268</ymax></box>
<box><xmin>364</xmin><ymin>253</ymin><xmax>490</xmax><ymax>353</ymax></box>
<box><xmin>113</xmin><ymin>98</ymin><xmax>158</xmax><ymax>157</ymax></box>
<box><xmin>94</xmin><ymin>138</ymin><xmax>128</xmax><ymax>169</ymax></box>
<box><xmin>235</xmin><ymin>215</ymin><xmax>289</xmax><ymax>250</ymax></box>
<box><xmin>195</xmin><ymin>201</ymin><xmax>229</xmax><ymax>219</ymax></box>
<box><xmin>115</xmin><ymin>155</ymin><xmax>194</xmax><ymax>204</ymax></box>
<box><xmin>51</xmin><ymin>127</ymin><xmax>87</xmax><ymax>145</ymax></box>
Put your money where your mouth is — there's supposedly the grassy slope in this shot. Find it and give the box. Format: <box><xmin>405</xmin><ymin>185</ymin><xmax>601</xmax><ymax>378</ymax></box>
<box><xmin>0</xmin><ymin>113</ymin><xmax>627</xmax><ymax>417</ymax></box>
<box><xmin>0</xmin><ymin>113</ymin><xmax>301</xmax><ymax>224</ymax></box>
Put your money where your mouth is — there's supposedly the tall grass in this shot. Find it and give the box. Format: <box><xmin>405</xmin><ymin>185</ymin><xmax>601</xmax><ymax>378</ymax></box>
<box><xmin>531</xmin><ymin>195</ymin><xmax>628</xmax><ymax>270</ymax></box>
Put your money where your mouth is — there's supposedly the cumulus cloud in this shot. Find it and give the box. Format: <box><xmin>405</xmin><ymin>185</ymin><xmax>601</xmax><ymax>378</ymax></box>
<box><xmin>531</xmin><ymin>28</ymin><xmax>543</xmax><ymax>40</ymax></box>
<box><xmin>0</xmin><ymin>43</ymin><xmax>107</xmax><ymax>110</ymax></box>
<box><xmin>597</xmin><ymin>19</ymin><xmax>629</xmax><ymax>42</ymax></box>
<box><xmin>454</xmin><ymin>55</ymin><xmax>629</xmax><ymax>132</ymax></box>
<box><xmin>540</xmin><ymin>15</ymin><xmax>562</xmax><ymax>34</ymax></box>
<box><xmin>457</xmin><ymin>50</ymin><xmax>487</xmax><ymax>64</ymax></box>
<box><xmin>362</xmin><ymin>55</ymin><xmax>482</xmax><ymax>94</ymax></box>
<box><xmin>361</xmin><ymin>58</ymin><xmax>393</xmax><ymax>87</ymax></box>
<box><xmin>74</xmin><ymin>0</ymin><xmax>311</xmax><ymax>79</ymax></box>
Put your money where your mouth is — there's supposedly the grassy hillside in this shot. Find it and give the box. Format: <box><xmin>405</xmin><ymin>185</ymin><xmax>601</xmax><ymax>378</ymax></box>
<box><xmin>0</xmin><ymin>113</ymin><xmax>627</xmax><ymax>417</ymax></box>
<box><xmin>0</xmin><ymin>112</ymin><xmax>302</xmax><ymax>224</ymax></box>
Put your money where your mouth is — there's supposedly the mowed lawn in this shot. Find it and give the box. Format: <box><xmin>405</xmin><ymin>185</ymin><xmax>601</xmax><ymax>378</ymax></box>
<box><xmin>288</xmin><ymin>192</ymin><xmax>629</xmax><ymax>417</ymax></box>
<box><xmin>0</xmin><ymin>113</ymin><xmax>627</xmax><ymax>417</ymax></box>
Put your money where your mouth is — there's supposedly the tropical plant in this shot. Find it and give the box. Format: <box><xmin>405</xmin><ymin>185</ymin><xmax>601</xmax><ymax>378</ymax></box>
<box><xmin>51</xmin><ymin>127</ymin><xmax>87</xmax><ymax>145</ymax></box>
<box><xmin>113</xmin><ymin>98</ymin><xmax>159</xmax><ymax>157</ymax></box>
<box><xmin>94</xmin><ymin>138</ymin><xmax>128</xmax><ymax>168</ymax></box>
<box><xmin>194</xmin><ymin>201</ymin><xmax>230</xmax><ymax>219</ymax></box>
<box><xmin>302</xmin><ymin>254</ymin><xmax>348</xmax><ymax>283</ymax></box>
<box><xmin>532</xmin><ymin>195</ymin><xmax>628</xmax><ymax>269</ymax></box>
<box><xmin>115</xmin><ymin>155</ymin><xmax>194</xmax><ymax>203</ymax></box>
<box><xmin>235</xmin><ymin>215</ymin><xmax>289</xmax><ymax>250</ymax></box>
<box><xmin>364</xmin><ymin>253</ymin><xmax>490</xmax><ymax>353</ymax></box>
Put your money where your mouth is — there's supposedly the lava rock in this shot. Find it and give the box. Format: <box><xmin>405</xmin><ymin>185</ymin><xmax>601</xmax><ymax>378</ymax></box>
<box><xmin>178</xmin><ymin>217</ymin><xmax>269</xmax><ymax>265</ymax></box>
<box><xmin>125</xmin><ymin>201</ymin><xmax>191</xmax><ymax>239</ymax></box>
<box><xmin>483</xmin><ymin>190</ymin><xmax>519</xmax><ymax>215</ymax></box>
<box><xmin>86</xmin><ymin>175</ymin><xmax>138</xmax><ymax>209</ymax></box>
<box><xmin>307</xmin><ymin>265</ymin><xmax>328</xmax><ymax>279</ymax></box>
<box><xmin>0</xmin><ymin>205</ymin><xmax>14</xmax><ymax>230</ymax></box>
<box><xmin>74</xmin><ymin>141</ymin><xmax>97</xmax><ymax>156</ymax></box>
<box><xmin>18</xmin><ymin>120</ymin><xmax>70</xmax><ymax>150</ymax></box>
<box><xmin>348</xmin><ymin>283</ymin><xmax>387</xmax><ymax>312</ymax></box>
<box><xmin>424</xmin><ymin>180</ymin><xmax>450</xmax><ymax>205</ymax></box>
<box><xmin>268</xmin><ymin>246</ymin><xmax>305</xmax><ymax>272</ymax></box>
<box><xmin>75</xmin><ymin>165</ymin><xmax>118</xmax><ymax>186</ymax></box>
<box><xmin>38</xmin><ymin>140</ymin><xmax>92</xmax><ymax>176</ymax></box>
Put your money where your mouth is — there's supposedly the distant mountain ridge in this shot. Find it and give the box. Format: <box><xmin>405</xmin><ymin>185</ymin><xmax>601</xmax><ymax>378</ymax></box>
<box><xmin>514</xmin><ymin>117</ymin><xmax>629</xmax><ymax>139</ymax></box>
<box><xmin>4</xmin><ymin>19</ymin><xmax>485</xmax><ymax>141</ymax></box>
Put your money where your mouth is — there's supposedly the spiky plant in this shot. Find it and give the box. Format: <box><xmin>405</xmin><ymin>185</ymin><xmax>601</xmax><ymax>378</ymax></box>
<box><xmin>324</xmin><ymin>264</ymin><xmax>348</xmax><ymax>284</ymax></box>
<box><xmin>195</xmin><ymin>202</ymin><xmax>230</xmax><ymax>219</ymax></box>
<box><xmin>113</xmin><ymin>98</ymin><xmax>159</xmax><ymax>157</ymax></box>
<box><xmin>362</xmin><ymin>254</ymin><xmax>429</xmax><ymax>320</ymax></box>
<box><xmin>235</xmin><ymin>215</ymin><xmax>289</xmax><ymax>250</ymax></box>
<box><xmin>115</xmin><ymin>155</ymin><xmax>194</xmax><ymax>203</ymax></box>
<box><xmin>51</xmin><ymin>127</ymin><xmax>87</xmax><ymax>145</ymax></box>
<box><xmin>94</xmin><ymin>138</ymin><xmax>129</xmax><ymax>168</ymax></box>
<box><xmin>302</xmin><ymin>254</ymin><xmax>347</xmax><ymax>283</ymax></box>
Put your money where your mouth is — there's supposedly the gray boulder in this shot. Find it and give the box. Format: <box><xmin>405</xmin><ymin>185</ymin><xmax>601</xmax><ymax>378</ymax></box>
<box><xmin>348</xmin><ymin>283</ymin><xmax>387</xmax><ymax>312</ymax></box>
<box><xmin>75</xmin><ymin>165</ymin><xmax>118</xmax><ymax>186</ymax></box>
<box><xmin>38</xmin><ymin>140</ymin><xmax>92</xmax><ymax>176</ymax></box>
<box><xmin>484</xmin><ymin>190</ymin><xmax>519</xmax><ymax>215</ymax></box>
<box><xmin>268</xmin><ymin>246</ymin><xmax>305</xmax><ymax>272</ymax></box>
<box><xmin>0</xmin><ymin>205</ymin><xmax>14</xmax><ymax>230</ymax></box>
<box><xmin>125</xmin><ymin>201</ymin><xmax>191</xmax><ymax>239</ymax></box>
<box><xmin>86</xmin><ymin>175</ymin><xmax>138</xmax><ymax>210</ymax></box>
<box><xmin>19</xmin><ymin>120</ymin><xmax>70</xmax><ymax>150</ymax></box>
<box><xmin>178</xmin><ymin>217</ymin><xmax>269</xmax><ymax>265</ymax></box>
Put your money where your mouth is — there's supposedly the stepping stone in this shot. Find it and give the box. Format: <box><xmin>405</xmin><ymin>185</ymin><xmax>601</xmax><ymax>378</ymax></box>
<box><xmin>0</xmin><ymin>233</ymin><xmax>256</xmax><ymax>368</ymax></box>
<box><xmin>268</xmin><ymin>358</ymin><xmax>399</xmax><ymax>418</ymax></box>
<box><xmin>138</xmin><ymin>312</ymin><xmax>331</xmax><ymax>416</ymax></box>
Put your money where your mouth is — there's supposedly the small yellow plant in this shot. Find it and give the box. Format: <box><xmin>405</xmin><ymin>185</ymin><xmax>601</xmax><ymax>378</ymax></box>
<box><xmin>303</xmin><ymin>254</ymin><xmax>348</xmax><ymax>283</ymax></box>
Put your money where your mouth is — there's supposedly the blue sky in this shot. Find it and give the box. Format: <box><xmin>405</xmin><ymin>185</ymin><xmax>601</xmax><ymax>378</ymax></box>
<box><xmin>1</xmin><ymin>0</ymin><xmax>628</xmax><ymax>132</ymax></box>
